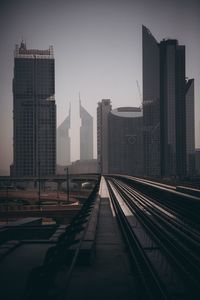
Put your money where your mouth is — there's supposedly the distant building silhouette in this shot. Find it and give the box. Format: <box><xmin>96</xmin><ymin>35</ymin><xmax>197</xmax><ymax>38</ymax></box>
<box><xmin>68</xmin><ymin>159</ymin><xmax>97</xmax><ymax>174</ymax></box>
<box><xmin>11</xmin><ymin>41</ymin><xmax>56</xmax><ymax>177</ymax></box>
<box><xmin>80</xmin><ymin>97</ymin><xmax>93</xmax><ymax>161</ymax></box>
<box><xmin>185</xmin><ymin>79</ymin><xmax>195</xmax><ymax>176</ymax></box>
<box><xmin>97</xmin><ymin>99</ymin><xmax>112</xmax><ymax>174</ymax></box>
<box><xmin>108</xmin><ymin>107</ymin><xmax>143</xmax><ymax>175</ymax></box>
<box><xmin>143</xmin><ymin>26</ymin><xmax>195</xmax><ymax>179</ymax></box>
<box><xmin>57</xmin><ymin>104</ymin><xmax>71</xmax><ymax>166</ymax></box>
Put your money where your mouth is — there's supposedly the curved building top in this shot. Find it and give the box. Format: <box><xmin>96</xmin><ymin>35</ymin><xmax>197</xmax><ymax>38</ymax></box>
<box><xmin>111</xmin><ymin>107</ymin><xmax>143</xmax><ymax>118</ymax></box>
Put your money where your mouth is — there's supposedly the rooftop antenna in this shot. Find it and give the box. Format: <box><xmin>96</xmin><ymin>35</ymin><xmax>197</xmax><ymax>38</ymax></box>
<box><xmin>20</xmin><ymin>36</ymin><xmax>26</xmax><ymax>49</ymax></box>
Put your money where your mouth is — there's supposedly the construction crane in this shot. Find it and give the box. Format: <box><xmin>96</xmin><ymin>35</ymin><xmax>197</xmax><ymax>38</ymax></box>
<box><xmin>136</xmin><ymin>80</ymin><xmax>143</xmax><ymax>109</ymax></box>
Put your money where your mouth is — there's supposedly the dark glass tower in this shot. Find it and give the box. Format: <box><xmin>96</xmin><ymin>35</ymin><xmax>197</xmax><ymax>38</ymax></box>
<box><xmin>97</xmin><ymin>99</ymin><xmax>112</xmax><ymax>174</ymax></box>
<box><xmin>160</xmin><ymin>40</ymin><xmax>186</xmax><ymax>178</ymax></box>
<box><xmin>142</xmin><ymin>25</ymin><xmax>160</xmax><ymax>176</ymax></box>
<box><xmin>185</xmin><ymin>79</ymin><xmax>195</xmax><ymax>176</ymax></box>
<box><xmin>12</xmin><ymin>41</ymin><xmax>56</xmax><ymax>177</ymax></box>
<box><xmin>142</xmin><ymin>26</ymin><xmax>190</xmax><ymax>179</ymax></box>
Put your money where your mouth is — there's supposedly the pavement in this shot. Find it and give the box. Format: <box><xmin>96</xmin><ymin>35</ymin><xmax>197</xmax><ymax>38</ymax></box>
<box><xmin>64</xmin><ymin>177</ymin><xmax>137</xmax><ymax>300</ymax></box>
<box><xmin>0</xmin><ymin>243</ymin><xmax>54</xmax><ymax>300</ymax></box>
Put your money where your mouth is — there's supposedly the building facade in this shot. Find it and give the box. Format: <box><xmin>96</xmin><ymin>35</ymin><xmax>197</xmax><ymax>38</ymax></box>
<box><xmin>142</xmin><ymin>25</ymin><xmax>161</xmax><ymax>177</ymax></box>
<box><xmin>195</xmin><ymin>149</ymin><xmax>200</xmax><ymax>175</ymax></box>
<box><xmin>97</xmin><ymin>99</ymin><xmax>112</xmax><ymax>174</ymax></box>
<box><xmin>185</xmin><ymin>79</ymin><xmax>195</xmax><ymax>176</ymax></box>
<box><xmin>57</xmin><ymin>105</ymin><xmax>71</xmax><ymax>166</ymax></box>
<box><xmin>68</xmin><ymin>159</ymin><xmax>97</xmax><ymax>174</ymax></box>
<box><xmin>160</xmin><ymin>39</ymin><xmax>186</xmax><ymax>178</ymax></box>
<box><xmin>108</xmin><ymin>107</ymin><xmax>143</xmax><ymax>175</ymax></box>
<box><xmin>11</xmin><ymin>41</ymin><xmax>56</xmax><ymax>177</ymax></box>
<box><xmin>143</xmin><ymin>26</ymin><xmax>193</xmax><ymax>179</ymax></box>
<box><xmin>80</xmin><ymin>99</ymin><xmax>93</xmax><ymax>160</ymax></box>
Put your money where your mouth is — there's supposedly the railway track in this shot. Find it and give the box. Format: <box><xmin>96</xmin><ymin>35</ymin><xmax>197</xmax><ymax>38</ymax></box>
<box><xmin>116</xmin><ymin>175</ymin><xmax>200</xmax><ymax>229</ymax></box>
<box><xmin>105</xmin><ymin>176</ymin><xmax>200</xmax><ymax>300</ymax></box>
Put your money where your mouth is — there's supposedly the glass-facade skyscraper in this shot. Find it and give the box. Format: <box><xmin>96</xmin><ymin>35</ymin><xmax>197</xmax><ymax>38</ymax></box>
<box><xmin>185</xmin><ymin>79</ymin><xmax>195</xmax><ymax>176</ymax></box>
<box><xmin>97</xmin><ymin>99</ymin><xmax>112</xmax><ymax>174</ymax></box>
<box><xmin>11</xmin><ymin>41</ymin><xmax>56</xmax><ymax>177</ymax></box>
<box><xmin>142</xmin><ymin>25</ymin><xmax>160</xmax><ymax>177</ymax></box>
<box><xmin>160</xmin><ymin>39</ymin><xmax>186</xmax><ymax>178</ymax></box>
<box><xmin>143</xmin><ymin>26</ymin><xmax>193</xmax><ymax>178</ymax></box>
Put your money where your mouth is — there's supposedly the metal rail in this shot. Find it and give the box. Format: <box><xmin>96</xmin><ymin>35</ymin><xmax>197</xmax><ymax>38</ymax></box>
<box><xmin>113</xmin><ymin>179</ymin><xmax>200</xmax><ymax>273</ymax></box>
<box><xmin>106</xmin><ymin>179</ymin><xmax>168</xmax><ymax>300</ymax></box>
<box><xmin>115</xmin><ymin>179</ymin><xmax>200</xmax><ymax>244</ymax></box>
<box><xmin>106</xmin><ymin>177</ymin><xmax>200</xmax><ymax>299</ymax></box>
<box><xmin>117</xmin><ymin>175</ymin><xmax>200</xmax><ymax>228</ymax></box>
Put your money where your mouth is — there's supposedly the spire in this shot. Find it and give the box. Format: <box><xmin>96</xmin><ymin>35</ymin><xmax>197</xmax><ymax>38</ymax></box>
<box><xmin>79</xmin><ymin>92</ymin><xmax>82</xmax><ymax>117</ymax></box>
<box><xmin>69</xmin><ymin>102</ymin><xmax>71</xmax><ymax>127</ymax></box>
<box><xmin>20</xmin><ymin>38</ymin><xmax>26</xmax><ymax>50</ymax></box>
<box><xmin>79</xmin><ymin>91</ymin><xmax>81</xmax><ymax>106</ymax></box>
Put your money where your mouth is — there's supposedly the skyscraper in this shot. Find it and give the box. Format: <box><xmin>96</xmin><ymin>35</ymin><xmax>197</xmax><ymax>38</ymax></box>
<box><xmin>143</xmin><ymin>26</ymin><xmax>192</xmax><ymax>179</ymax></box>
<box><xmin>97</xmin><ymin>102</ymin><xmax>143</xmax><ymax>175</ymax></box>
<box><xmin>80</xmin><ymin>97</ymin><xmax>93</xmax><ymax>160</ymax></box>
<box><xmin>97</xmin><ymin>99</ymin><xmax>112</xmax><ymax>174</ymax></box>
<box><xmin>185</xmin><ymin>79</ymin><xmax>195</xmax><ymax>176</ymax></box>
<box><xmin>142</xmin><ymin>25</ymin><xmax>160</xmax><ymax>177</ymax></box>
<box><xmin>11</xmin><ymin>41</ymin><xmax>56</xmax><ymax>177</ymax></box>
<box><xmin>57</xmin><ymin>104</ymin><xmax>71</xmax><ymax>166</ymax></box>
<box><xmin>108</xmin><ymin>107</ymin><xmax>143</xmax><ymax>175</ymax></box>
<box><xmin>160</xmin><ymin>39</ymin><xmax>186</xmax><ymax>178</ymax></box>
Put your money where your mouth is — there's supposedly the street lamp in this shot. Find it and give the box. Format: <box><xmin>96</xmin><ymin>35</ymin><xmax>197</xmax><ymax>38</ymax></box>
<box><xmin>38</xmin><ymin>159</ymin><xmax>41</xmax><ymax>209</ymax></box>
<box><xmin>64</xmin><ymin>167</ymin><xmax>70</xmax><ymax>204</ymax></box>
<box><xmin>6</xmin><ymin>184</ymin><xmax>9</xmax><ymax>224</ymax></box>
<box><xmin>56</xmin><ymin>181</ymin><xmax>59</xmax><ymax>199</ymax></box>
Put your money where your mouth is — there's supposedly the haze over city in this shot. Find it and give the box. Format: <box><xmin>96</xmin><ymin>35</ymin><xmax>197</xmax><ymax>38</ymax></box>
<box><xmin>0</xmin><ymin>0</ymin><xmax>199</xmax><ymax>174</ymax></box>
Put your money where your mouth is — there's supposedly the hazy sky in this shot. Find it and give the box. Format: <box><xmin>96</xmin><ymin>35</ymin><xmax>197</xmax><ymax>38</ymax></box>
<box><xmin>0</xmin><ymin>0</ymin><xmax>199</xmax><ymax>173</ymax></box>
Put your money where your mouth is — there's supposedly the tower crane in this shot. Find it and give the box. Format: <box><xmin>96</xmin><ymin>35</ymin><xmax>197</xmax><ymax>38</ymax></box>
<box><xmin>136</xmin><ymin>80</ymin><xmax>143</xmax><ymax>109</ymax></box>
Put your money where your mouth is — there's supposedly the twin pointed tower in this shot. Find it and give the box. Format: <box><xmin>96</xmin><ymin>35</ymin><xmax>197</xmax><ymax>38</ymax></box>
<box><xmin>57</xmin><ymin>95</ymin><xmax>93</xmax><ymax>167</ymax></box>
<box><xmin>79</xmin><ymin>94</ymin><xmax>93</xmax><ymax>161</ymax></box>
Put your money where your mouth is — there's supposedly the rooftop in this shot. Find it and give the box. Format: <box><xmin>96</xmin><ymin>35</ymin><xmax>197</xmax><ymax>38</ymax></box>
<box><xmin>15</xmin><ymin>41</ymin><xmax>54</xmax><ymax>58</ymax></box>
<box><xmin>111</xmin><ymin>107</ymin><xmax>143</xmax><ymax>118</ymax></box>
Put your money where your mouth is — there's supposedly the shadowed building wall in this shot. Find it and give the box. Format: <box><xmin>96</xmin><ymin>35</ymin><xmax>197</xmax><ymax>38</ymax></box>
<box><xmin>108</xmin><ymin>107</ymin><xmax>143</xmax><ymax>175</ymax></box>
<box><xmin>143</xmin><ymin>26</ymin><xmax>191</xmax><ymax>179</ymax></box>
<box><xmin>97</xmin><ymin>99</ymin><xmax>112</xmax><ymax>174</ymax></box>
<box><xmin>142</xmin><ymin>25</ymin><xmax>160</xmax><ymax>177</ymax></box>
<box><xmin>185</xmin><ymin>79</ymin><xmax>195</xmax><ymax>176</ymax></box>
<box><xmin>160</xmin><ymin>39</ymin><xmax>186</xmax><ymax>178</ymax></box>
